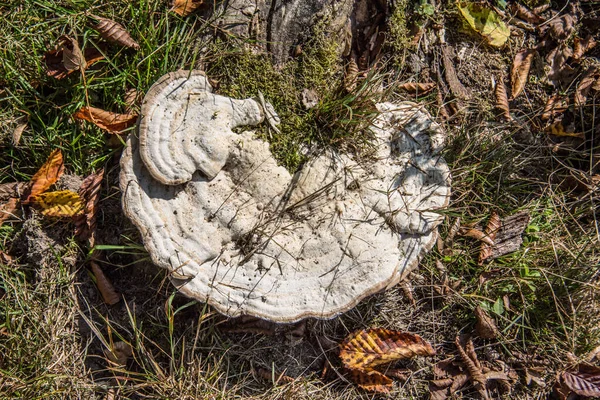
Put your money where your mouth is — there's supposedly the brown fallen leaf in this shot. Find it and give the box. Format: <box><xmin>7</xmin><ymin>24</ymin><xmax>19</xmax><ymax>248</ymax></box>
<box><xmin>32</xmin><ymin>190</ymin><xmax>84</xmax><ymax>217</ymax></box>
<box><xmin>0</xmin><ymin>198</ymin><xmax>20</xmax><ymax>227</ymax></box>
<box><xmin>459</xmin><ymin>227</ymin><xmax>494</xmax><ymax>246</ymax></box>
<box><xmin>561</xmin><ymin>363</ymin><xmax>600</xmax><ymax>397</ymax></box>
<box><xmin>572</xmin><ymin>36</ymin><xmax>597</xmax><ymax>61</ymax></box>
<box><xmin>347</xmin><ymin>368</ymin><xmax>392</xmax><ymax>393</ymax></box>
<box><xmin>74</xmin><ymin>169</ymin><xmax>104</xmax><ymax>245</ymax></box>
<box><xmin>575</xmin><ymin>67</ymin><xmax>599</xmax><ymax>109</ymax></box>
<box><xmin>510</xmin><ymin>48</ymin><xmax>535</xmax><ymax>99</ymax></box>
<box><xmin>546</xmin><ymin>122</ymin><xmax>584</xmax><ymax>139</ymax></box>
<box><xmin>57</xmin><ymin>35</ymin><xmax>87</xmax><ymax>72</ymax></box>
<box><xmin>397</xmin><ymin>82</ymin><xmax>436</xmax><ymax>95</ymax></box>
<box><xmin>541</xmin><ymin>95</ymin><xmax>568</xmax><ymax>120</ymax></box>
<box><xmin>105</xmin><ymin>341</ymin><xmax>133</xmax><ymax>367</ymax></box>
<box><xmin>474</xmin><ymin>306</ymin><xmax>499</xmax><ymax>339</ymax></box>
<box><xmin>172</xmin><ymin>0</ymin><xmax>204</xmax><ymax>16</ymax></box>
<box><xmin>339</xmin><ymin>328</ymin><xmax>435</xmax><ymax>371</ymax></box>
<box><xmin>430</xmin><ymin>358</ymin><xmax>470</xmax><ymax>400</ymax></box>
<box><xmin>479</xmin><ymin>212</ymin><xmax>500</xmax><ymax>264</ymax></box>
<box><xmin>509</xmin><ymin>2</ymin><xmax>545</xmax><ymax>25</ymax></box>
<box><xmin>254</xmin><ymin>367</ymin><xmax>295</xmax><ymax>384</ymax></box>
<box><xmin>547</xmin><ymin>14</ymin><xmax>576</xmax><ymax>42</ymax></box>
<box><xmin>91</xmin><ymin>15</ymin><xmax>140</xmax><ymax>50</ymax></box>
<box><xmin>44</xmin><ymin>45</ymin><xmax>105</xmax><ymax>80</ymax></box>
<box><xmin>12</xmin><ymin>115</ymin><xmax>27</xmax><ymax>146</ymax></box>
<box><xmin>124</xmin><ymin>88</ymin><xmax>140</xmax><ymax>111</ymax></box>
<box><xmin>525</xmin><ymin>366</ymin><xmax>546</xmax><ymax>387</ymax></box>
<box><xmin>494</xmin><ymin>78</ymin><xmax>511</xmax><ymax>121</ymax></box>
<box><xmin>0</xmin><ymin>182</ymin><xmax>29</xmax><ymax>202</ymax></box>
<box><xmin>546</xmin><ymin>44</ymin><xmax>574</xmax><ymax>85</ymax></box>
<box><xmin>344</xmin><ymin>58</ymin><xmax>359</xmax><ymax>93</ymax></box>
<box><xmin>90</xmin><ymin>261</ymin><xmax>121</xmax><ymax>305</ymax></box>
<box><xmin>73</xmin><ymin>106</ymin><xmax>138</xmax><ymax>134</ymax></box>
<box><xmin>23</xmin><ymin>149</ymin><xmax>64</xmax><ymax>203</ymax></box>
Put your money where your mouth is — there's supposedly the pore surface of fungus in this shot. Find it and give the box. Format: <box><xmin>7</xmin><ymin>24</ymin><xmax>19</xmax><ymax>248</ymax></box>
<box><xmin>120</xmin><ymin>70</ymin><xmax>451</xmax><ymax>322</ymax></box>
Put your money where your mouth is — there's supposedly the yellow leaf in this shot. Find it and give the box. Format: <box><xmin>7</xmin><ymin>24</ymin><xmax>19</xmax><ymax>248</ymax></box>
<box><xmin>33</xmin><ymin>190</ymin><xmax>83</xmax><ymax>217</ymax></box>
<box><xmin>546</xmin><ymin>122</ymin><xmax>584</xmax><ymax>139</ymax></box>
<box><xmin>457</xmin><ymin>1</ymin><xmax>510</xmax><ymax>47</ymax></box>
<box><xmin>339</xmin><ymin>328</ymin><xmax>436</xmax><ymax>371</ymax></box>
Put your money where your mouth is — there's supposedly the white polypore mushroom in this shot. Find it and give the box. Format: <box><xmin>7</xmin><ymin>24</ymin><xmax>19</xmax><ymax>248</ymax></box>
<box><xmin>120</xmin><ymin>70</ymin><xmax>451</xmax><ymax>323</ymax></box>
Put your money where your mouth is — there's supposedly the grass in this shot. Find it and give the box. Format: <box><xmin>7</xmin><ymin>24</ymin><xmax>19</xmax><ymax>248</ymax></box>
<box><xmin>1</xmin><ymin>0</ymin><xmax>599</xmax><ymax>399</ymax></box>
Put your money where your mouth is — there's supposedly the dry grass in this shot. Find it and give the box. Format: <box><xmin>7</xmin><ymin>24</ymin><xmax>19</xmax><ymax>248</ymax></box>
<box><xmin>1</xmin><ymin>0</ymin><xmax>600</xmax><ymax>399</ymax></box>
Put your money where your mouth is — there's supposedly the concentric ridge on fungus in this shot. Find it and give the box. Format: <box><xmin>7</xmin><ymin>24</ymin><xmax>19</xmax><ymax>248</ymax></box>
<box><xmin>120</xmin><ymin>70</ymin><xmax>451</xmax><ymax>322</ymax></box>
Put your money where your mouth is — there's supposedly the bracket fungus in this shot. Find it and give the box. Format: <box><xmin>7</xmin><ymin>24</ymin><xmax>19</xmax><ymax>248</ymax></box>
<box><xmin>120</xmin><ymin>70</ymin><xmax>451</xmax><ymax>322</ymax></box>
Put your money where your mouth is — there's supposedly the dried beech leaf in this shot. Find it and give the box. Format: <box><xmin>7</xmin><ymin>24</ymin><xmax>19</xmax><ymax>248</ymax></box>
<box><xmin>546</xmin><ymin>44</ymin><xmax>574</xmax><ymax>85</ymax></box>
<box><xmin>90</xmin><ymin>261</ymin><xmax>121</xmax><ymax>305</ymax></box>
<box><xmin>460</xmin><ymin>227</ymin><xmax>494</xmax><ymax>246</ymax></box>
<box><xmin>172</xmin><ymin>0</ymin><xmax>204</xmax><ymax>16</ymax></box>
<box><xmin>24</xmin><ymin>149</ymin><xmax>64</xmax><ymax>203</ymax></box>
<box><xmin>575</xmin><ymin>67</ymin><xmax>599</xmax><ymax>109</ymax></box>
<box><xmin>33</xmin><ymin>190</ymin><xmax>83</xmax><ymax>217</ymax></box>
<box><xmin>344</xmin><ymin>58</ymin><xmax>359</xmax><ymax>92</ymax></box>
<box><xmin>398</xmin><ymin>82</ymin><xmax>436</xmax><ymax>95</ymax></box>
<box><xmin>511</xmin><ymin>49</ymin><xmax>535</xmax><ymax>99</ymax></box>
<box><xmin>546</xmin><ymin>122</ymin><xmax>584</xmax><ymax>139</ymax></box>
<box><xmin>494</xmin><ymin>78</ymin><xmax>511</xmax><ymax>121</ymax></box>
<box><xmin>547</xmin><ymin>14</ymin><xmax>576</xmax><ymax>42</ymax></box>
<box><xmin>572</xmin><ymin>36</ymin><xmax>597</xmax><ymax>61</ymax></box>
<box><xmin>0</xmin><ymin>182</ymin><xmax>29</xmax><ymax>202</ymax></box>
<box><xmin>105</xmin><ymin>341</ymin><xmax>133</xmax><ymax>367</ymax></box>
<box><xmin>474</xmin><ymin>306</ymin><xmax>499</xmax><ymax>339</ymax></box>
<box><xmin>44</xmin><ymin>45</ymin><xmax>104</xmax><ymax>80</ymax></box>
<box><xmin>509</xmin><ymin>3</ymin><xmax>545</xmax><ymax>25</ymax></box>
<box><xmin>12</xmin><ymin>116</ymin><xmax>27</xmax><ymax>146</ymax></box>
<box><xmin>58</xmin><ymin>35</ymin><xmax>87</xmax><ymax>72</ymax></box>
<box><xmin>339</xmin><ymin>328</ymin><xmax>435</xmax><ymax>370</ymax></box>
<box><xmin>457</xmin><ymin>1</ymin><xmax>510</xmax><ymax>47</ymax></box>
<box><xmin>348</xmin><ymin>368</ymin><xmax>392</xmax><ymax>393</ymax></box>
<box><xmin>561</xmin><ymin>364</ymin><xmax>600</xmax><ymax>397</ymax></box>
<box><xmin>74</xmin><ymin>169</ymin><xmax>104</xmax><ymax>243</ymax></box>
<box><xmin>92</xmin><ymin>16</ymin><xmax>140</xmax><ymax>50</ymax></box>
<box><xmin>0</xmin><ymin>198</ymin><xmax>20</xmax><ymax>227</ymax></box>
<box><xmin>124</xmin><ymin>88</ymin><xmax>139</xmax><ymax>111</ymax></box>
<box><xmin>74</xmin><ymin>106</ymin><xmax>138</xmax><ymax>134</ymax></box>
<box><xmin>541</xmin><ymin>95</ymin><xmax>567</xmax><ymax>120</ymax></box>
<box><xmin>479</xmin><ymin>211</ymin><xmax>500</xmax><ymax>264</ymax></box>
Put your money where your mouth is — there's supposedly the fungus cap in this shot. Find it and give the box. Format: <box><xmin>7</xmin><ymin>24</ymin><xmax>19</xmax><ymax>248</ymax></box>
<box><xmin>120</xmin><ymin>70</ymin><xmax>451</xmax><ymax>322</ymax></box>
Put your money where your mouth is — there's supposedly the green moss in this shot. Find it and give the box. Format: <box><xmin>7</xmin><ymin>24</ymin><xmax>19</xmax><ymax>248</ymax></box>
<box><xmin>387</xmin><ymin>0</ymin><xmax>412</xmax><ymax>66</ymax></box>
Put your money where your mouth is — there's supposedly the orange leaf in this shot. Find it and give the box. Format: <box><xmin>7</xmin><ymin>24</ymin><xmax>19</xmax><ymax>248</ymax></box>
<box><xmin>510</xmin><ymin>48</ymin><xmax>535</xmax><ymax>100</ymax></box>
<box><xmin>172</xmin><ymin>0</ymin><xmax>204</xmax><ymax>16</ymax></box>
<box><xmin>460</xmin><ymin>227</ymin><xmax>494</xmax><ymax>246</ymax></box>
<box><xmin>0</xmin><ymin>198</ymin><xmax>20</xmax><ymax>227</ymax></box>
<box><xmin>348</xmin><ymin>368</ymin><xmax>393</xmax><ymax>393</ymax></box>
<box><xmin>339</xmin><ymin>328</ymin><xmax>435</xmax><ymax>371</ymax></box>
<box><xmin>75</xmin><ymin>169</ymin><xmax>104</xmax><ymax>244</ymax></box>
<box><xmin>479</xmin><ymin>211</ymin><xmax>500</xmax><ymax>264</ymax></box>
<box><xmin>398</xmin><ymin>82</ymin><xmax>436</xmax><ymax>95</ymax></box>
<box><xmin>23</xmin><ymin>149</ymin><xmax>64</xmax><ymax>203</ymax></box>
<box><xmin>91</xmin><ymin>15</ymin><xmax>140</xmax><ymax>50</ymax></box>
<box><xmin>90</xmin><ymin>261</ymin><xmax>121</xmax><ymax>305</ymax></box>
<box><xmin>546</xmin><ymin>122</ymin><xmax>584</xmax><ymax>139</ymax></box>
<box><xmin>74</xmin><ymin>106</ymin><xmax>138</xmax><ymax>134</ymax></box>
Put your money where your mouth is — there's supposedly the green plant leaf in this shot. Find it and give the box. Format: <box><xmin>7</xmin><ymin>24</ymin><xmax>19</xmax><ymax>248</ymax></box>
<box><xmin>457</xmin><ymin>1</ymin><xmax>510</xmax><ymax>47</ymax></box>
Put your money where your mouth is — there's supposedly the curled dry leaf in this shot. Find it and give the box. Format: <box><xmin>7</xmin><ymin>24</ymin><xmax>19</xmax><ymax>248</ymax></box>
<box><xmin>32</xmin><ymin>190</ymin><xmax>84</xmax><ymax>217</ymax></box>
<box><xmin>546</xmin><ymin>44</ymin><xmax>574</xmax><ymax>85</ymax></box>
<box><xmin>397</xmin><ymin>82</ymin><xmax>436</xmax><ymax>95</ymax></box>
<box><xmin>572</xmin><ymin>36</ymin><xmax>597</xmax><ymax>61</ymax></box>
<box><xmin>91</xmin><ymin>15</ymin><xmax>140</xmax><ymax>50</ymax></box>
<box><xmin>344</xmin><ymin>58</ymin><xmax>359</xmax><ymax>93</ymax></box>
<box><xmin>90</xmin><ymin>261</ymin><xmax>121</xmax><ymax>305</ymax></box>
<box><xmin>57</xmin><ymin>35</ymin><xmax>87</xmax><ymax>72</ymax></box>
<box><xmin>44</xmin><ymin>44</ymin><xmax>104</xmax><ymax>80</ymax></box>
<box><xmin>172</xmin><ymin>0</ymin><xmax>204</xmax><ymax>16</ymax></box>
<box><xmin>474</xmin><ymin>306</ymin><xmax>499</xmax><ymax>339</ymax></box>
<box><xmin>0</xmin><ymin>198</ymin><xmax>20</xmax><ymax>227</ymax></box>
<box><xmin>74</xmin><ymin>106</ymin><xmax>138</xmax><ymax>134</ymax></box>
<box><xmin>339</xmin><ymin>328</ymin><xmax>435</xmax><ymax>371</ymax></box>
<box><xmin>561</xmin><ymin>364</ymin><xmax>600</xmax><ymax>397</ymax></box>
<box><xmin>509</xmin><ymin>3</ymin><xmax>545</xmax><ymax>25</ymax></box>
<box><xmin>124</xmin><ymin>88</ymin><xmax>139</xmax><ymax>111</ymax></box>
<box><xmin>459</xmin><ymin>227</ymin><xmax>494</xmax><ymax>246</ymax></box>
<box><xmin>494</xmin><ymin>78</ymin><xmax>511</xmax><ymax>121</ymax></box>
<box><xmin>511</xmin><ymin>49</ymin><xmax>535</xmax><ymax>100</ymax></box>
<box><xmin>23</xmin><ymin>149</ymin><xmax>64</xmax><ymax>203</ymax></box>
<box><xmin>75</xmin><ymin>169</ymin><xmax>104</xmax><ymax>244</ymax></box>
<box><xmin>541</xmin><ymin>95</ymin><xmax>567</xmax><ymax>120</ymax></box>
<box><xmin>575</xmin><ymin>67</ymin><xmax>599</xmax><ymax>109</ymax></box>
<box><xmin>105</xmin><ymin>341</ymin><xmax>133</xmax><ymax>367</ymax></box>
<box><xmin>348</xmin><ymin>368</ymin><xmax>393</xmax><ymax>393</ymax></box>
<box><xmin>12</xmin><ymin>115</ymin><xmax>28</xmax><ymax>146</ymax></box>
<box><xmin>547</xmin><ymin>14</ymin><xmax>576</xmax><ymax>42</ymax></box>
<box><xmin>0</xmin><ymin>182</ymin><xmax>28</xmax><ymax>202</ymax></box>
<box><xmin>479</xmin><ymin>211</ymin><xmax>500</xmax><ymax>264</ymax></box>
<box><xmin>546</xmin><ymin>122</ymin><xmax>584</xmax><ymax>139</ymax></box>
